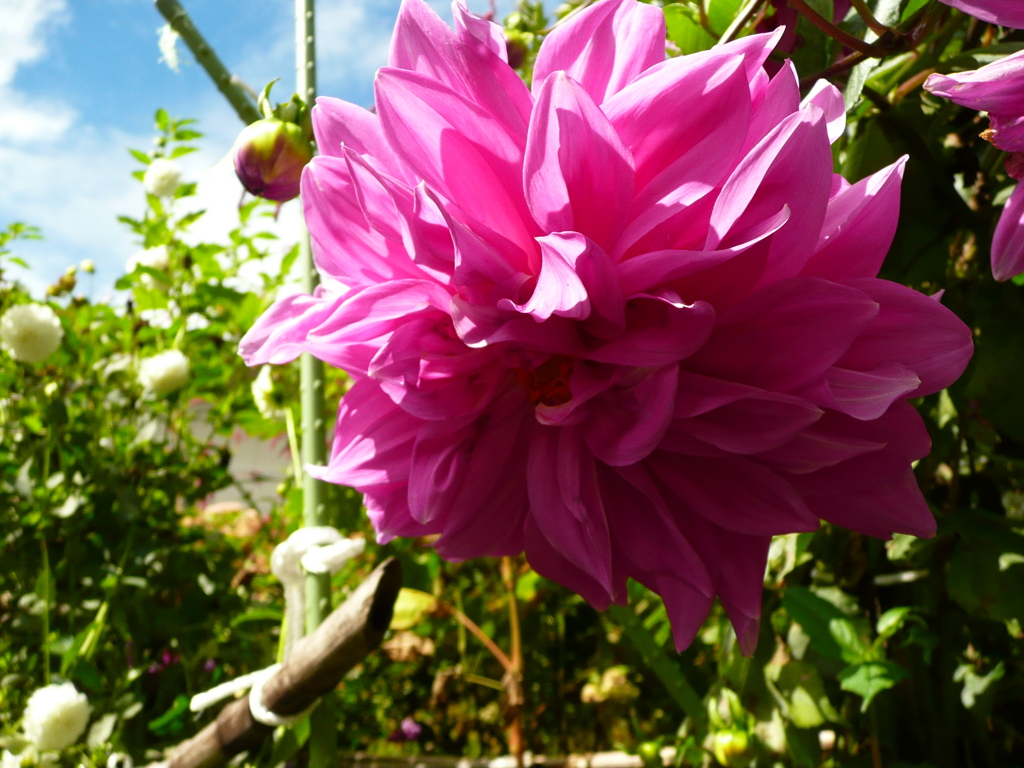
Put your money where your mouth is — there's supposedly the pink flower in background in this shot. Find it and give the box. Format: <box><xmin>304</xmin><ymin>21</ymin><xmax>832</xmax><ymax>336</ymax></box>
<box><xmin>926</xmin><ymin>52</ymin><xmax>1024</xmax><ymax>280</ymax></box>
<box><xmin>242</xmin><ymin>0</ymin><xmax>973</xmax><ymax>652</ymax></box>
<box><xmin>938</xmin><ymin>0</ymin><xmax>1024</xmax><ymax>28</ymax></box>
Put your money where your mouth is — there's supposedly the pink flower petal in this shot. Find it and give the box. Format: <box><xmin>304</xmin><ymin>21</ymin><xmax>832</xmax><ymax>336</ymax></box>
<box><xmin>618</xmin><ymin>206</ymin><xmax>790</xmax><ymax>296</ymax></box>
<box><xmin>532</xmin><ymin>0</ymin><xmax>666</xmax><ymax>104</ymax></box>
<box><xmin>801</xmin><ymin>157</ymin><xmax>906</xmax><ymax>281</ymax></box>
<box><xmin>605</xmin><ymin>51</ymin><xmax>751</xmax><ymax>190</ymax></box>
<box><xmin>451</xmin><ymin>0</ymin><xmax>507</xmax><ymax>62</ymax></box>
<box><xmin>838</xmin><ymin>278</ymin><xmax>973</xmax><ymax>396</ymax></box>
<box><xmin>993</xmin><ymin>182</ymin><xmax>1024</xmax><ymax>281</ymax></box>
<box><xmin>499</xmin><ymin>232</ymin><xmax>592</xmax><ymax>321</ymax></box>
<box><xmin>302</xmin><ymin>157</ymin><xmax>424</xmax><ymax>285</ymax></box>
<box><xmin>671</xmin><ymin>371</ymin><xmax>824</xmax><ymax>454</ymax></box>
<box><xmin>388</xmin><ymin>0</ymin><xmax>532</xmax><ymax>137</ymax></box>
<box><xmin>584</xmin><ymin>364</ymin><xmax>678</xmax><ymax>465</ymax></box>
<box><xmin>523</xmin><ymin>514</ymin><xmax>619</xmax><ymax>610</ymax></box>
<box><xmin>688</xmin><ymin>277</ymin><xmax>879</xmax><ymax>392</ymax></box>
<box><xmin>925</xmin><ymin>48</ymin><xmax>1024</xmax><ymax>113</ymax></box>
<box><xmin>312</xmin><ymin>97</ymin><xmax>414</xmax><ymax>182</ymax></box>
<box><xmin>801</xmin><ymin>79</ymin><xmax>847</xmax><ymax>144</ymax></box>
<box><xmin>708</xmin><ymin>106</ymin><xmax>833</xmax><ymax>280</ymax></box>
<box><xmin>524</xmin><ymin>72</ymin><xmax>635</xmax><ymax>248</ymax></box>
<box><xmin>585</xmin><ymin>294</ymin><xmax>716</xmax><ymax>366</ymax></box>
<box><xmin>938</xmin><ymin>0</ymin><xmax>1024</xmax><ymax>27</ymax></box>
<box><xmin>648</xmin><ymin>452</ymin><xmax>819</xmax><ymax>536</ymax></box>
<box><xmin>527</xmin><ymin>426</ymin><xmax>615</xmax><ymax>599</ymax></box>
<box><xmin>812</xmin><ymin>364</ymin><xmax>921</xmax><ymax>421</ymax></box>
<box><xmin>375</xmin><ymin>68</ymin><xmax>537</xmax><ymax>259</ymax></box>
<box><xmin>312</xmin><ymin>379</ymin><xmax>424</xmax><ymax>488</ymax></box>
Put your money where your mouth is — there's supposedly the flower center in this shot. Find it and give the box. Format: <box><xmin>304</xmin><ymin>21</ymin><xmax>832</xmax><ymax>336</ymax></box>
<box><xmin>514</xmin><ymin>355</ymin><xmax>575</xmax><ymax>407</ymax></box>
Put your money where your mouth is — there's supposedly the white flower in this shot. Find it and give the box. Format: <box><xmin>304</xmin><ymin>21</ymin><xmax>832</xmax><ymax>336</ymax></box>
<box><xmin>2</xmin><ymin>750</ymin><xmax>25</xmax><ymax>768</ymax></box>
<box><xmin>126</xmin><ymin>245</ymin><xmax>170</xmax><ymax>273</ymax></box>
<box><xmin>143</xmin><ymin>158</ymin><xmax>181</xmax><ymax>198</ymax></box>
<box><xmin>138</xmin><ymin>349</ymin><xmax>189</xmax><ymax>396</ymax></box>
<box><xmin>0</xmin><ymin>304</ymin><xmax>64</xmax><ymax>364</ymax></box>
<box><xmin>22</xmin><ymin>682</ymin><xmax>91</xmax><ymax>751</ymax></box>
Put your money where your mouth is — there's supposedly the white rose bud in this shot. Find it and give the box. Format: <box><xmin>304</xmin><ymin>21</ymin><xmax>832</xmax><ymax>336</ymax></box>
<box><xmin>0</xmin><ymin>304</ymin><xmax>64</xmax><ymax>364</ymax></box>
<box><xmin>143</xmin><ymin>158</ymin><xmax>182</xmax><ymax>198</ymax></box>
<box><xmin>138</xmin><ymin>349</ymin><xmax>190</xmax><ymax>396</ymax></box>
<box><xmin>22</xmin><ymin>682</ymin><xmax>91</xmax><ymax>752</ymax></box>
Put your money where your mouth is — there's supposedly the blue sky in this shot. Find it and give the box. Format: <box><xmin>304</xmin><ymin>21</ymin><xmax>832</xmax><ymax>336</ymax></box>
<box><xmin>0</xmin><ymin>0</ymin><xmax>508</xmax><ymax>294</ymax></box>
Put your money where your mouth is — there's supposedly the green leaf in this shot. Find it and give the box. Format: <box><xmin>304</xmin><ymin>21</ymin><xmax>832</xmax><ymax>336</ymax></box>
<box><xmin>170</xmin><ymin>146</ymin><xmax>199</xmax><ymax>159</ymax></box>
<box><xmin>129</xmin><ymin>149</ymin><xmax>151</xmax><ymax>164</ymax></box>
<box><xmin>154</xmin><ymin>108</ymin><xmax>170</xmax><ymax>131</ymax></box>
<box><xmin>876</xmin><ymin>606</ymin><xmax>913</xmax><ymax>639</ymax></box>
<box><xmin>148</xmin><ymin>694</ymin><xmax>189</xmax><ymax>734</ymax></box>
<box><xmin>829</xmin><ymin>618</ymin><xmax>870</xmax><ymax>664</ymax></box>
<box><xmin>706</xmin><ymin>0</ymin><xmax>743</xmax><ymax>34</ymax></box>
<box><xmin>781</xmin><ymin>587</ymin><xmax>847</xmax><ymax>662</ymax></box>
<box><xmin>390</xmin><ymin>588</ymin><xmax>438</xmax><ymax>630</ymax></box>
<box><xmin>838</xmin><ymin>661</ymin><xmax>908</xmax><ymax>711</ymax></box>
<box><xmin>664</xmin><ymin>4</ymin><xmax>716</xmax><ymax>54</ymax></box>
<box><xmin>230</xmin><ymin>607</ymin><xmax>283</xmax><ymax>627</ymax></box>
<box><xmin>767</xmin><ymin>661</ymin><xmax>840</xmax><ymax>728</ymax></box>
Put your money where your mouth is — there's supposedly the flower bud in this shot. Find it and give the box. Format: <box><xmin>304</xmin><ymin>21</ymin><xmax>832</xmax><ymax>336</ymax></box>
<box><xmin>232</xmin><ymin>118</ymin><xmax>313</xmax><ymax>202</ymax></box>
<box><xmin>80</xmin><ymin>259</ymin><xmax>95</xmax><ymax>274</ymax></box>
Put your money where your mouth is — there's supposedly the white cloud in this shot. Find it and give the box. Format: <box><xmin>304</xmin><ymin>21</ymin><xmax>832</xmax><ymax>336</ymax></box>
<box><xmin>0</xmin><ymin>0</ymin><xmax>72</xmax><ymax>145</ymax></box>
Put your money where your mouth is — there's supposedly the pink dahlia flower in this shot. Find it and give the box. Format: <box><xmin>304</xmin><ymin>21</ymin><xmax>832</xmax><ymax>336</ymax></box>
<box><xmin>925</xmin><ymin>52</ymin><xmax>1024</xmax><ymax>280</ymax></box>
<box><xmin>242</xmin><ymin>0</ymin><xmax>973</xmax><ymax>652</ymax></box>
<box><xmin>938</xmin><ymin>0</ymin><xmax>1024</xmax><ymax>28</ymax></box>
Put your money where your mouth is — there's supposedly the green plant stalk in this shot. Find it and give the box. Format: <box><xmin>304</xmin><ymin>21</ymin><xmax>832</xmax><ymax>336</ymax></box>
<box><xmin>295</xmin><ymin>0</ymin><xmax>335</xmax><ymax>764</ymax></box>
<box><xmin>607</xmin><ymin>604</ymin><xmax>705</xmax><ymax>726</ymax></box>
<box><xmin>153</xmin><ymin>0</ymin><xmax>261</xmax><ymax>124</ymax></box>
<box><xmin>40</xmin><ymin>539</ymin><xmax>50</xmax><ymax>685</ymax></box>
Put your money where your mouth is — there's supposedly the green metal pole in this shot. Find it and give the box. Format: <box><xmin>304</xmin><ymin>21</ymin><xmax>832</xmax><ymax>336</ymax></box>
<box><xmin>295</xmin><ymin>1</ymin><xmax>336</xmax><ymax>765</ymax></box>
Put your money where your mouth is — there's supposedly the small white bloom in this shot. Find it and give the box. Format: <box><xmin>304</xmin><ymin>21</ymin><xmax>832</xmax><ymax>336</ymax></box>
<box><xmin>0</xmin><ymin>304</ymin><xmax>64</xmax><ymax>364</ymax></box>
<box><xmin>138</xmin><ymin>349</ymin><xmax>190</xmax><ymax>396</ymax></box>
<box><xmin>43</xmin><ymin>382</ymin><xmax>59</xmax><ymax>397</ymax></box>
<box><xmin>157</xmin><ymin>24</ymin><xmax>180</xmax><ymax>73</ymax></box>
<box><xmin>2</xmin><ymin>750</ymin><xmax>25</xmax><ymax>768</ymax></box>
<box><xmin>143</xmin><ymin>158</ymin><xmax>181</xmax><ymax>198</ymax></box>
<box><xmin>80</xmin><ymin>259</ymin><xmax>95</xmax><ymax>274</ymax></box>
<box><xmin>22</xmin><ymin>682</ymin><xmax>91</xmax><ymax>751</ymax></box>
<box><xmin>140</xmin><ymin>308</ymin><xmax>173</xmax><ymax>330</ymax></box>
<box><xmin>126</xmin><ymin>245</ymin><xmax>170</xmax><ymax>274</ymax></box>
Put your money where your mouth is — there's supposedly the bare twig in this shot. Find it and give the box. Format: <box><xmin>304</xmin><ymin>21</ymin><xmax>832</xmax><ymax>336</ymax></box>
<box><xmin>717</xmin><ymin>0</ymin><xmax>767</xmax><ymax>45</ymax></box>
<box><xmin>788</xmin><ymin>0</ymin><xmax>892</xmax><ymax>56</ymax></box>
<box><xmin>850</xmin><ymin>0</ymin><xmax>897</xmax><ymax>36</ymax></box>
<box><xmin>439</xmin><ymin>602</ymin><xmax>515</xmax><ymax>673</ymax></box>
<box><xmin>160</xmin><ymin>558</ymin><xmax>402</xmax><ymax>768</ymax></box>
<box><xmin>154</xmin><ymin>0</ymin><xmax>260</xmax><ymax>124</ymax></box>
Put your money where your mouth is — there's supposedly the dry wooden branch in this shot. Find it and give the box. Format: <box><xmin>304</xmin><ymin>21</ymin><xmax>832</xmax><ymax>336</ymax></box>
<box><xmin>158</xmin><ymin>558</ymin><xmax>402</xmax><ymax>768</ymax></box>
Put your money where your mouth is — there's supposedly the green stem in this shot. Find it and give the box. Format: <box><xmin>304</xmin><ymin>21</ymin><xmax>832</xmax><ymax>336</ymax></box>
<box><xmin>153</xmin><ymin>0</ymin><xmax>261</xmax><ymax>124</ymax></box>
<box><xmin>40</xmin><ymin>539</ymin><xmax>51</xmax><ymax>685</ymax></box>
<box><xmin>295</xmin><ymin>0</ymin><xmax>334</xmax><ymax>764</ymax></box>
